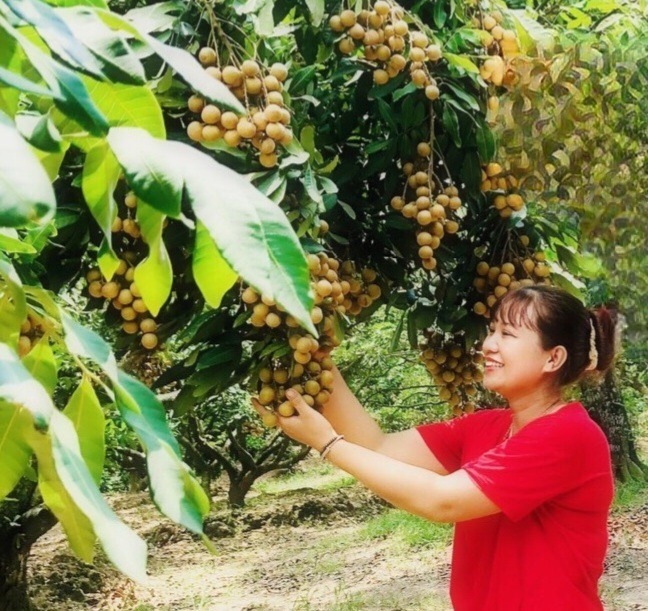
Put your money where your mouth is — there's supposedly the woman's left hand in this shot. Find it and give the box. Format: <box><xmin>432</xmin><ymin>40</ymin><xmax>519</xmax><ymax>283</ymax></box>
<box><xmin>251</xmin><ymin>389</ymin><xmax>337</xmax><ymax>452</ymax></box>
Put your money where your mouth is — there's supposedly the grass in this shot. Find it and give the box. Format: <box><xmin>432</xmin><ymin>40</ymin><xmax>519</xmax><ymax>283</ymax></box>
<box><xmin>611</xmin><ymin>476</ymin><xmax>648</xmax><ymax>511</ymax></box>
<box><xmin>252</xmin><ymin>460</ymin><xmax>356</xmax><ymax>495</ymax></box>
<box><xmin>360</xmin><ymin>509</ymin><xmax>452</xmax><ymax>551</ymax></box>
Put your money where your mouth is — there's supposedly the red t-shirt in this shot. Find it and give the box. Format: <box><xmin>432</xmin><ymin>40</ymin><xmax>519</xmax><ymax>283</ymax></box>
<box><xmin>416</xmin><ymin>402</ymin><xmax>614</xmax><ymax>611</ymax></box>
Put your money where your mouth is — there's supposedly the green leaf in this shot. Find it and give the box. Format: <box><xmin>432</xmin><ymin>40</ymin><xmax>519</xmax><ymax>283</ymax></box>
<box><xmin>56</xmin><ymin>6</ymin><xmax>146</xmax><ymax>85</ymax></box>
<box><xmin>81</xmin><ymin>142</ymin><xmax>120</xmax><ymax>278</ymax></box>
<box><xmin>114</xmin><ymin>372</ymin><xmax>210</xmax><ymax>530</ymax></box>
<box><xmin>31</xmin><ymin>409</ymin><xmax>147</xmax><ymax>578</ymax></box>
<box><xmin>289</xmin><ymin>65</ymin><xmax>317</xmax><ymax>95</ymax></box>
<box><xmin>0</xmin><ymin>16</ymin><xmax>108</xmax><ymax>135</ymax></box>
<box><xmin>183</xmin><ymin>142</ymin><xmax>316</xmax><ymax>334</ymax></box>
<box><xmin>134</xmin><ymin>201</ymin><xmax>172</xmax><ymax>316</ymax></box>
<box><xmin>475</xmin><ymin>121</ymin><xmax>496</xmax><ymax>161</ymax></box>
<box><xmin>0</xmin><ymin>403</ymin><xmax>34</xmax><ymax>500</ymax></box>
<box><xmin>107</xmin><ymin>127</ymin><xmax>315</xmax><ymax>335</ymax></box>
<box><xmin>122</xmin><ymin>1</ymin><xmax>180</xmax><ymax>33</ymax></box>
<box><xmin>0</xmin><ymin>110</ymin><xmax>56</xmax><ymax>228</ymax></box>
<box><xmin>63</xmin><ymin>376</ymin><xmax>105</xmax><ymax>485</ymax></box>
<box><xmin>16</xmin><ymin>112</ymin><xmax>62</xmax><ymax>152</ymax></box>
<box><xmin>21</xmin><ymin>339</ymin><xmax>58</xmax><ymax>395</ymax></box>
<box><xmin>60</xmin><ymin>313</ymin><xmax>210</xmax><ymax>537</ymax></box>
<box><xmin>445</xmin><ymin>53</ymin><xmax>480</xmax><ymax>74</ymax></box>
<box><xmin>4</xmin><ymin>0</ymin><xmax>105</xmax><ymax>79</ymax></box>
<box><xmin>192</xmin><ymin>221</ymin><xmax>238</xmax><ymax>309</ymax></box>
<box><xmin>304</xmin><ymin>0</ymin><xmax>324</xmax><ymax>25</ymax></box>
<box><xmin>442</xmin><ymin>104</ymin><xmax>461</xmax><ymax>147</ymax></box>
<box><xmin>107</xmin><ymin>127</ymin><xmax>181</xmax><ymax>217</ymax></box>
<box><xmin>0</xmin><ymin>64</ymin><xmax>59</xmax><ymax>99</ymax></box>
<box><xmin>0</xmin><ymin>228</ymin><xmax>37</xmax><ymax>254</ymax></box>
<box><xmin>0</xmin><ymin>342</ymin><xmax>53</xmax><ymax>430</ymax></box>
<box><xmin>0</xmin><ymin>259</ymin><xmax>27</xmax><ymax>349</ymax></box>
<box><xmin>433</xmin><ymin>0</ymin><xmax>447</xmax><ymax>28</ymax></box>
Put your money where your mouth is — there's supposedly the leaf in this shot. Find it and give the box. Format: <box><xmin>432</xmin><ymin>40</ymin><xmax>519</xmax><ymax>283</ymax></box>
<box><xmin>15</xmin><ymin>112</ymin><xmax>62</xmax><ymax>153</ymax></box>
<box><xmin>63</xmin><ymin>376</ymin><xmax>105</xmax><ymax>484</ymax></box>
<box><xmin>30</xmin><ymin>409</ymin><xmax>147</xmax><ymax>579</ymax></box>
<box><xmin>4</xmin><ymin>0</ymin><xmax>105</xmax><ymax>78</ymax></box>
<box><xmin>107</xmin><ymin>127</ymin><xmax>316</xmax><ymax>334</ymax></box>
<box><xmin>475</xmin><ymin>121</ymin><xmax>496</xmax><ymax>161</ymax></box>
<box><xmin>0</xmin><ymin>64</ymin><xmax>59</xmax><ymax>99</ymax></box>
<box><xmin>81</xmin><ymin>141</ymin><xmax>120</xmax><ymax>278</ymax></box>
<box><xmin>305</xmin><ymin>0</ymin><xmax>324</xmax><ymax>26</ymax></box>
<box><xmin>442</xmin><ymin>104</ymin><xmax>461</xmax><ymax>147</ymax></box>
<box><xmin>134</xmin><ymin>201</ymin><xmax>173</xmax><ymax>316</ymax></box>
<box><xmin>445</xmin><ymin>53</ymin><xmax>480</xmax><ymax>74</ymax></box>
<box><xmin>0</xmin><ymin>403</ymin><xmax>34</xmax><ymax>500</ymax></box>
<box><xmin>107</xmin><ymin>127</ymin><xmax>181</xmax><ymax>217</ymax></box>
<box><xmin>21</xmin><ymin>339</ymin><xmax>58</xmax><ymax>395</ymax></box>
<box><xmin>56</xmin><ymin>6</ymin><xmax>146</xmax><ymax>85</ymax></box>
<box><xmin>60</xmin><ymin>313</ymin><xmax>211</xmax><ymax>537</ymax></box>
<box><xmin>0</xmin><ymin>259</ymin><xmax>27</xmax><ymax>350</ymax></box>
<box><xmin>0</xmin><ymin>229</ymin><xmax>37</xmax><ymax>254</ymax></box>
<box><xmin>0</xmin><ymin>111</ymin><xmax>56</xmax><ymax>228</ymax></box>
<box><xmin>123</xmin><ymin>1</ymin><xmax>180</xmax><ymax>33</ymax></box>
<box><xmin>0</xmin><ymin>342</ymin><xmax>53</xmax><ymax>430</ymax></box>
<box><xmin>289</xmin><ymin>65</ymin><xmax>317</xmax><ymax>95</ymax></box>
<box><xmin>192</xmin><ymin>221</ymin><xmax>238</xmax><ymax>309</ymax></box>
<box><xmin>0</xmin><ymin>15</ymin><xmax>108</xmax><ymax>135</ymax></box>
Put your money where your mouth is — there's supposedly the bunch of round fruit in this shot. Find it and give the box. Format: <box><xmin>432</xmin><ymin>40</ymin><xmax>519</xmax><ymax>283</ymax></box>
<box><xmin>186</xmin><ymin>51</ymin><xmax>292</xmax><ymax>169</ymax></box>
<box><xmin>480</xmin><ymin>163</ymin><xmax>525</xmax><ymax>218</ymax></box>
<box><xmin>419</xmin><ymin>334</ymin><xmax>484</xmax><ymax>416</ymax></box>
<box><xmin>18</xmin><ymin>313</ymin><xmax>44</xmax><ymax>357</ymax></box>
<box><xmin>329</xmin><ymin>1</ymin><xmax>443</xmax><ymax>100</ymax></box>
<box><xmin>472</xmin><ymin>246</ymin><xmax>551</xmax><ymax>317</ymax></box>
<box><xmin>472</xmin><ymin>11</ymin><xmax>520</xmax><ymax>88</ymax></box>
<box><xmin>84</xmin><ymin>191</ymin><xmax>159</xmax><ymax>350</ymax></box>
<box><xmin>255</xmin><ymin>349</ymin><xmax>336</xmax><ymax>427</ymax></box>
<box><xmin>338</xmin><ymin>260</ymin><xmax>382</xmax><ymax>316</ymax></box>
<box><xmin>390</xmin><ymin>143</ymin><xmax>462</xmax><ymax>270</ymax></box>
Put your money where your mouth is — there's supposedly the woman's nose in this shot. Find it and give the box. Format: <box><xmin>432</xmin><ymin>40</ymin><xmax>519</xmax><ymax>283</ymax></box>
<box><xmin>482</xmin><ymin>333</ymin><xmax>497</xmax><ymax>353</ymax></box>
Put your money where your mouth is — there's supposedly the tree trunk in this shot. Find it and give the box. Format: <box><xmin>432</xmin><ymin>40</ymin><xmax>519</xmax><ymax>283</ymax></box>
<box><xmin>0</xmin><ymin>505</ymin><xmax>57</xmax><ymax>611</ymax></box>
<box><xmin>581</xmin><ymin>370</ymin><xmax>648</xmax><ymax>482</ymax></box>
<box><xmin>227</xmin><ymin>474</ymin><xmax>256</xmax><ymax>508</ymax></box>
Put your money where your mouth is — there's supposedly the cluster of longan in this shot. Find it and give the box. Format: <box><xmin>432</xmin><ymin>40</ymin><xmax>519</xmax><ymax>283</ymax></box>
<box><xmin>390</xmin><ymin>143</ymin><xmax>462</xmax><ymax>270</ymax></box>
<box><xmin>245</xmin><ymin>253</ymin><xmax>382</xmax><ymax>425</ymax></box>
<box><xmin>473</xmin><ymin>11</ymin><xmax>520</xmax><ymax>88</ymax></box>
<box><xmin>186</xmin><ymin>50</ymin><xmax>291</xmax><ymax>169</ymax></box>
<box><xmin>255</xmin><ymin>351</ymin><xmax>336</xmax><ymax>427</ymax></box>
<box><xmin>472</xmin><ymin>243</ymin><xmax>551</xmax><ymax>317</ymax></box>
<box><xmin>480</xmin><ymin>163</ymin><xmax>525</xmax><ymax>218</ymax></box>
<box><xmin>18</xmin><ymin>314</ymin><xmax>44</xmax><ymax>357</ymax></box>
<box><xmin>84</xmin><ymin>192</ymin><xmax>159</xmax><ymax>350</ymax></box>
<box><xmin>329</xmin><ymin>2</ymin><xmax>443</xmax><ymax>100</ymax></box>
<box><xmin>419</xmin><ymin>334</ymin><xmax>484</xmax><ymax>416</ymax></box>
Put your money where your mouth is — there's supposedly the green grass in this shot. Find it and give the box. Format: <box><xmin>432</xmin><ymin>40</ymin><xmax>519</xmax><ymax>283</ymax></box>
<box><xmin>611</xmin><ymin>476</ymin><xmax>648</xmax><ymax>511</ymax></box>
<box><xmin>360</xmin><ymin>509</ymin><xmax>452</xmax><ymax>550</ymax></box>
<box><xmin>252</xmin><ymin>460</ymin><xmax>356</xmax><ymax>495</ymax></box>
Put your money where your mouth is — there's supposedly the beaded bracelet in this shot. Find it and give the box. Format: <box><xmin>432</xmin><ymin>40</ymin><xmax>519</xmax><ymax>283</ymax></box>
<box><xmin>319</xmin><ymin>434</ymin><xmax>345</xmax><ymax>459</ymax></box>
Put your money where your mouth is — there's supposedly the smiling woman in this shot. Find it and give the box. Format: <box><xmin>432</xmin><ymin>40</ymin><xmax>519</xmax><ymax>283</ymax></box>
<box><xmin>254</xmin><ymin>285</ymin><xmax>618</xmax><ymax>611</ymax></box>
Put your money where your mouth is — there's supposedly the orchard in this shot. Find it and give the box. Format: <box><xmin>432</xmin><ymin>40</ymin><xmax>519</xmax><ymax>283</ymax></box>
<box><xmin>1</xmin><ymin>0</ymin><xmax>647</xmax><ymax>608</ymax></box>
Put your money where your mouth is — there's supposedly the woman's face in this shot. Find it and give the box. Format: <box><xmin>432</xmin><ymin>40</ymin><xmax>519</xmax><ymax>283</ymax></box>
<box><xmin>481</xmin><ymin>306</ymin><xmax>559</xmax><ymax>398</ymax></box>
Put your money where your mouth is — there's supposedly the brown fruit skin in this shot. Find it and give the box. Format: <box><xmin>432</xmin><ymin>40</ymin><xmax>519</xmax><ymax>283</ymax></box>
<box><xmin>140</xmin><ymin>318</ymin><xmax>157</xmax><ymax>333</ymax></box>
<box><xmin>201</xmin><ymin>105</ymin><xmax>221</xmax><ymax>124</ymax></box>
<box><xmin>187</xmin><ymin>121</ymin><xmax>204</xmax><ymax>142</ymax></box>
<box><xmin>198</xmin><ymin>47</ymin><xmax>217</xmax><ymax>66</ymax></box>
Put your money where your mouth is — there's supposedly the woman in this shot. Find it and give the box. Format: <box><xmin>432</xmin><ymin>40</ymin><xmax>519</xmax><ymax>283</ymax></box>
<box><xmin>252</xmin><ymin>285</ymin><xmax>616</xmax><ymax>610</ymax></box>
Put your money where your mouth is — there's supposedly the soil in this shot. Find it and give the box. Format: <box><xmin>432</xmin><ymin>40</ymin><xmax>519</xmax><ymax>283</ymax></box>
<box><xmin>28</xmin><ymin>461</ymin><xmax>648</xmax><ymax>611</ymax></box>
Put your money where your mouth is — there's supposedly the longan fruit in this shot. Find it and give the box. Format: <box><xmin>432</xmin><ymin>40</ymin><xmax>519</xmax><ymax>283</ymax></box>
<box><xmin>88</xmin><ymin>281</ymin><xmax>103</xmax><ymax>298</ymax></box>
<box><xmin>117</xmin><ymin>289</ymin><xmax>133</xmax><ymax>305</ymax></box>
<box><xmin>224</xmin><ymin>130</ymin><xmax>242</xmax><ymax>147</ymax></box>
<box><xmin>122</xmin><ymin>321</ymin><xmax>138</xmax><ymax>334</ymax></box>
<box><xmin>111</xmin><ymin>217</ymin><xmax>123</xmax><ymax>233</ymax></box>
<box><xmin>259</xmin><ymin>152</ymin><xmax>278</xmax><ymax>168</ymax></box>
<box><xmin>340</xmin><ymin>9</ymin><xmax>356</xmax><ymax>27</ymax></box>
<box><xmin>339</xmin><ymin>37</ymin><xmax>355</xmax><ymax>55</ymax></box>
<box><xmin>188</xmin><ymin>95</ymin><xmax>205</xmax><ymax>114</ymax></box>
<box><xmin>329</xmin><ymin>15</ymin><xmax>344</xmax><ymax>32</ymax></box>
<box><xmin>222</xmin><ymin>66</ymin><xmax>243</xmax><ymax>87</ymax></box>
<box><xmin>132</xmin><ymin>299</ymin><xmax>148</xmax><ymax>314</ymax></box>
<box><xmin>237</xmin><ymin>119</ymin><xmax>257</xmax><ymax>139</ymax></box>
<box><xmin>18</xmin><ymin>335</ymin><xmax>31</xmax><ymax>357</ymax></box>
<box><xmin>140</xmin><ymin>318</ymin><xmax>157</xmax><ymax>333</ymax></box>
<box><xmin>417</xmin><ymin>142</ymin><xmax>432</xmax><ymax>157</ymax></box>
<box><xmin>198</xmin><ymin>47</ymin><xmax>216</xmax><ymax>66</ymax></box>
<box><xmin>266</xmin><ymin>122</ymin><xmax>286</xmax><ymax>141</ymax></box>
<box><xmin>258</xmin><ymin>386</ymin><xmax>276</xmax><ymax>406</ymax></box>
<box><xmin>187</xmin><ymin>121</ymin><xmax>203</xmax><ymax>142</ymax></box>
<box><xmin>425</xmin><ymin>85</ymin><xmax>440</xmax><ymax>100</ymax></box>
<box><xmin>270</xmin><ymin>63</ymin><xmax>288</xmax><ymax>82</ymax></box>
<box><xmin>278</xmin><ymin>401</ymin><xmax>295</xmax><ymax>417</ymax></box>
<box><xmin>121</xmin><ymin>307</ymin><xmax>136</xmax><ymax>321</ymax></box>
<box><xmin>293</xmin><ymin>350</ymin><xmax>311</xmax><ymax>365</ymax></box>
<box><xmin>374</xmin><ymin>69</ymin><xmax>389</xmax><ymax>85</ymax></box>
<box><xmin>265</xmin><ymin>312</ymin><xmax>282</xmax><ymax>328</ymax></box>
<box><xmin>101</xmin><ymin>282</ymin><xmax>120</xmax><ymax>299</ymax></box>
<box><xmin>202</xmin><ymin>125</ymin><xmax>222</xmax><ymax>142</ymax></box>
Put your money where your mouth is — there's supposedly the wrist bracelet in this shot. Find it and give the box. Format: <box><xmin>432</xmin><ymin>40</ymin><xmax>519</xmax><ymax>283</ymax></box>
<box><xmin>320</xmin><ymin>434</ymin><xmax>345</xmax><ymax>459</ymax></box>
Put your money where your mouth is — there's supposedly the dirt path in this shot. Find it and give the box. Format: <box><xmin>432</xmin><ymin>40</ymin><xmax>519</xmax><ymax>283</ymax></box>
<box><xmin>28</xmin><ymin>468</ymin><xmax>648</xmax><ymax>611</ymax></box>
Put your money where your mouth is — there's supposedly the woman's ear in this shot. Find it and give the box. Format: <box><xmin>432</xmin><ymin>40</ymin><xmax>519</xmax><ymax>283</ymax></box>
<box><xmin>543</xmin><ymin>345</ymin><xmax>568</xmax><ymax>373</ymax></box>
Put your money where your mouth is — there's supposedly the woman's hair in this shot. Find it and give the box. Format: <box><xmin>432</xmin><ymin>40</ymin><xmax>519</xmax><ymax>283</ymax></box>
<box><xmin>491</xmin><ymin>285</ymin><xmax>618</xmax><ymax>386</ymax></box>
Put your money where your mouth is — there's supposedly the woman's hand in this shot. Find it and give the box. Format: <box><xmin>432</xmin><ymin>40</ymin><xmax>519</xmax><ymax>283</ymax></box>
<box><xmin>251</xmin><ymin>389</ymin><xmax>337</xmax><ymax>452</ymax></box>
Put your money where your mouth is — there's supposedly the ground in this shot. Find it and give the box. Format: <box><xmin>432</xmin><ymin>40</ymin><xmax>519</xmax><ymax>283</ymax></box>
<box><xmin>28</xmin><ymin>455</ymin><xmax>648</xmax><ymax>611</ymax></box>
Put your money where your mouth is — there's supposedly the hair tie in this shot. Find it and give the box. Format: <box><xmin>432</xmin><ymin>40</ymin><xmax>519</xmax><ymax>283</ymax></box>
<box><xmin>586</xmin><ymin>318</ymin><xmax>598</xmax><ymax>371</ymax></box>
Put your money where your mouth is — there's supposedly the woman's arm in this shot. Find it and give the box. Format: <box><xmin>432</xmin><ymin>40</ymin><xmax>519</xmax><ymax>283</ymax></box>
<box><xmin>318</xmin><ymin>363</ymin><xmax>450</xmax><ymax>473</ymax></box>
